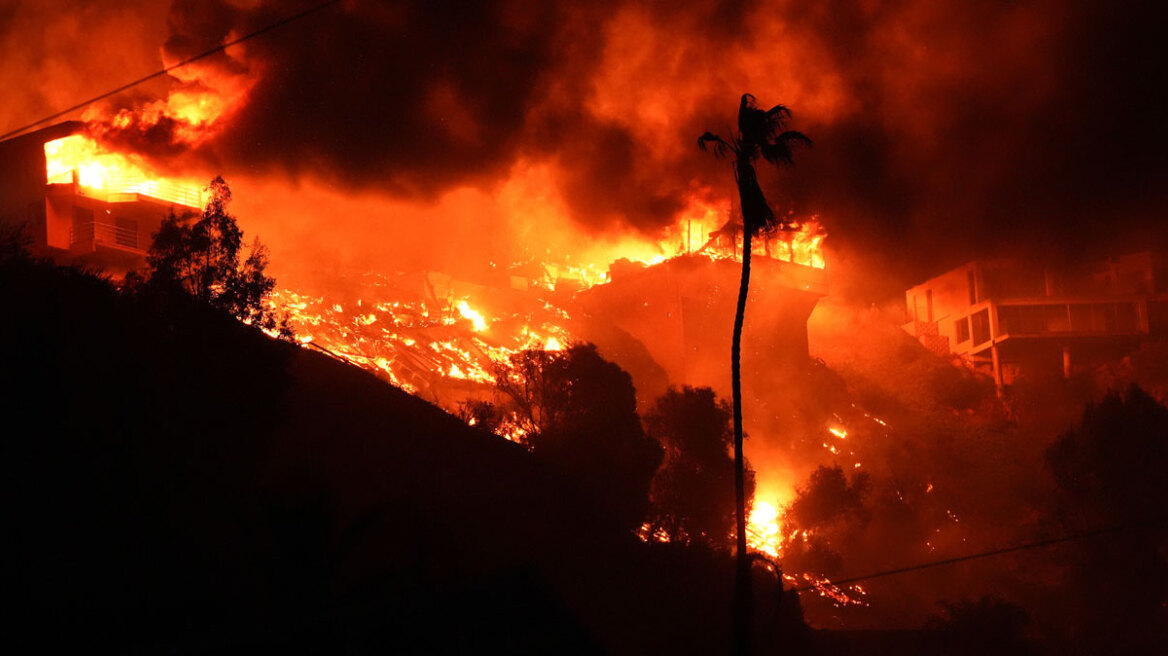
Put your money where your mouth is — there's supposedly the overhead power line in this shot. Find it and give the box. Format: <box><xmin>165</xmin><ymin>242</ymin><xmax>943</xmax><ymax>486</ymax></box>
<box><xmin>0</xmin><ymin>0</ymin><xmax>343</xmax><ymax>142</ymax></box>
<box><xmin>790</xmin><ymin>519</ymin><xmax>1164</xmax><ymax>593</ymax></box>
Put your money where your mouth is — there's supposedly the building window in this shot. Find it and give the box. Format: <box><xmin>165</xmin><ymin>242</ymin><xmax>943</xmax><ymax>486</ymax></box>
<box><xmin>955</xmin><ymin>317</ymin><xmax>970</xmax><ymax>343</ymax></box>
<box><xmin>971</xmin><ymin>308</ymin><xmax>991</xmax><ymax>345</ymax></box>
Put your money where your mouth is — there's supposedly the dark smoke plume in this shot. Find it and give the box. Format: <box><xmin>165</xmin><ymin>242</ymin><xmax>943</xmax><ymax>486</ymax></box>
<box><xmin>4</xmin><ymin>0</ymin><xmax>1167</xmax><ymax>292</ymax></box>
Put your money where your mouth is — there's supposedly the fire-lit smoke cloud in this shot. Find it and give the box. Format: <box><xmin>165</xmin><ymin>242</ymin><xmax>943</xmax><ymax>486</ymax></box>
<box><xmin>0</xmin><ymin>2</ymin><xmax>171</xmax><ymax>132</ymax></box>
<box><xmin>4</xmin><ymin>0</ymin><xmax>1167</xmax><ymax>294</ymax></box>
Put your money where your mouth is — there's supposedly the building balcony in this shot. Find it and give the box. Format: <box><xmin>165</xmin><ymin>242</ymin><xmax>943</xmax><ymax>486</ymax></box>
<box><xmin>48</xmin><ymin>174</ymin><xmax>202</xmax><ymax>210</ymax></box>
<box><xmin>70</xmin><ymin>220</ymin><xmax>144</xmax><ymax>254</ymax></box>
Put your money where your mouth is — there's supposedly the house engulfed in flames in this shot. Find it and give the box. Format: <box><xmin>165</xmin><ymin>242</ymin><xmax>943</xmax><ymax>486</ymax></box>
<box><xmin>0</xmin><ymin>122</ymin><xmax>203</xmax><ymax>276</ymax></box>
<box><xmin>903</xmin><ymin>254</ymin><xmax>1168</xmax><ymax>387</ymax></box>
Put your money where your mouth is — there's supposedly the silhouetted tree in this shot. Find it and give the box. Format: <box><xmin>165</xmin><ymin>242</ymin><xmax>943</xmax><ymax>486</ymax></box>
<box><xmin>493</xmin><ymin>348</ymin><xmax>565</xmax><ymax>441</ymax></box>
<box><xmin>645</xmin><ymin>386</ymin><xmax>755</xmax><ymax>550</ymax></box>
<box><xmin>787</xmin><ymin>465</ymin><xmax>871</xmax><ymax>530</ymax></box>
<box><xmin>494</xmin><ymin>344</ymin><xmax>663</xmax><ymax>533</ymax></box>
<box><xmin>1044</xmin><ymin>386</ymin><xmax>1168</xmax><ymax>654</ymax></box>
<box><xmin>699</xmin><ymin>93</ymin><xmax>810</xmax><ymax>654</ymax></box>
<box><xmin>457</xmin><ymin>399</ymin><xmax>504</xmax><ymax>434</ymax></box>
<box><xmin>781</xmin><ymin>465</ymin><xmax>871</xmax><ymax>579</ymax></box>
<box><xmin>133</xmin><ymin>176</ymin><xmax>290</xmax><ymax>337</ymax></box>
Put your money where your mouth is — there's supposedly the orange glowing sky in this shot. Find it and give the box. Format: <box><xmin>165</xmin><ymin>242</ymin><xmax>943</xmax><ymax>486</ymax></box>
<box><xmin>3</xmin><ymin>0</ymin><xmax>1167</xmax><ymax>297</ymax></box>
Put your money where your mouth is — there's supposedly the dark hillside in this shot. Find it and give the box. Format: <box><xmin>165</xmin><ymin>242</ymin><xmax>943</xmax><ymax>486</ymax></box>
<box><xmin>0</xmin><ymin>251</ymin><xmax>805</xmax><ymax>654</ymax></box>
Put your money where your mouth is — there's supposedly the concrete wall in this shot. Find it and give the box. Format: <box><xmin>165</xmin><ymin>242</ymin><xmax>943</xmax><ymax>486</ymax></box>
<box><xmin>579</xmin><ymin>254</ymin><xmax>825</xmax><ymax>403</ymax></box>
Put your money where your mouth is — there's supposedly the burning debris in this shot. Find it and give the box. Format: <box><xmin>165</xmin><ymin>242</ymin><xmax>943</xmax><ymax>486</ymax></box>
<box><xmin>267</xmin><ymin>274</ymin><xmax>574</xmax><ymax>401</ymax></box>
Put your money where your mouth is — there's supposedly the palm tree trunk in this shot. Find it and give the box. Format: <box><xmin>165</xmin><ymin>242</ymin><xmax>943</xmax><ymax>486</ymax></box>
<box><xmin>732</xmin><ymin>227</ymin><xmax>752</xmax><ymax>656</ymax></box>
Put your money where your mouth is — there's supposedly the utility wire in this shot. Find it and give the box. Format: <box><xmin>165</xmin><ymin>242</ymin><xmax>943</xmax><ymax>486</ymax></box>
<box><xmin>0</xmin><ymin>0</ymin><xmax>343</xmax><ymax>142</ymax></box>
<box><xmin>790</xmin><ymin>520</ymin><xmax>1163</xmax><ymax>593</ymax></box>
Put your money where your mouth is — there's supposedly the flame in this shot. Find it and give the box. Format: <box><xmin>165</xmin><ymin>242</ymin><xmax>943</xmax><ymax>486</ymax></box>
<box><xmin>746</xmin><ymin>499</ymin><xmax>786</xmax><ymax>559</ymax></box>
<box><xmin>269</xmin><ymin>281</ymin><xmax>575</xmax><ymax>403</ymax></box>
<box><xmin>457</xmin><ymin>300</ymin><xmax>488</xmax><ymax>332</ymax></box>
<box><xmin>44</xmin><ymin>134</ymin><xmax>203</xmax><ymax>208</ymax></box>
<box><xmin>81</xmin><ymin>42</ymin><xmax>253</xmax><ymax>149</ymax></box>
<box><xmin>575</xmin><ymin>191</ymin><xmax>827</xmax><ymax>279</ymax></box>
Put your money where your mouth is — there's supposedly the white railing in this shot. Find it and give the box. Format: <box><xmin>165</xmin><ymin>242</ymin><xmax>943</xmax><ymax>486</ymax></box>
<box><xmin>52</xmin><ymin>170</ymin><xmax>203</xmax><ymax>209</ymax></box>
<box><xmin>70</xmin><ymin>221</ymin><xmax>141</xmax><ymax>251</ymax></box>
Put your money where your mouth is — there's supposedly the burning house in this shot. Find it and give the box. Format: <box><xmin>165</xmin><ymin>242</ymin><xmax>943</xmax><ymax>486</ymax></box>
<box><xmin>0</xmin><ymin>122</ymin><xmax>202</xmax><ymax>276</ymax></box>
<box><xmin>581</xmin><ymin>248</ymin><xmax>827</xmax><ymax>401</ymax></box>
<box><xmin>903</xmin><ymin>253</ymin><xmax>1168</xmax><ymax>387</ymax></box>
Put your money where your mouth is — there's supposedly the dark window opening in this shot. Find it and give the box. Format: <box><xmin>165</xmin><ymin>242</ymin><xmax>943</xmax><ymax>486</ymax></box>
<box><xmin>971</xmin><ymin>309</ymin><xmax>991</xmax><ymax>345</ymax></box>
<box><xmin>955</xmin><ymin>317</ymin><xmax>970</xmax><ymax>343</ymax></box>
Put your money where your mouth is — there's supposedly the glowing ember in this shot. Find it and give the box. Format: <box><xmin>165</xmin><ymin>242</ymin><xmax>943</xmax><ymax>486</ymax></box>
<box><xmin>798</xmin><ymin>573</ymin><xmax>868</xmax><ymax>607</ymax></box>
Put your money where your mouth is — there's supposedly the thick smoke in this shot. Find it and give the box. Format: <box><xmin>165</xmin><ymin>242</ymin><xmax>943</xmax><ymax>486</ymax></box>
<box><xmin>4</xmin><ymin>0</ymin><xmax>1167</xmax><ymax>293</ymax></box>
<box><xmin>162</xmin><ymin>1</ymin><xmax>610</xmax><ymax>193</ymax></box>
<box><xmin>0</xmin><ymin>1</ymin><xmax>171</xmax><ymax>134</ymax></box>
<box><xmin>167</xmin><ymin>0</ymin><xmax>1168</xmax><ymax>289</ymax></box>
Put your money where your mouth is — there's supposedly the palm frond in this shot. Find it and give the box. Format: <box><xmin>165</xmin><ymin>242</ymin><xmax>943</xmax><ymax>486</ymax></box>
<box><xmin>698</xmin><ymin>131</ymin><xmax>733</xmax><ymax>158</ymax></box>
<box><xmin>779</xmin><ymin>130</ymin><xmax>812</xmax><ymax>148</ymax></box>
<box><xmin>701</xmin><ymin>94</ymin><xmax>808</xmax><ymax>233</ymax></box>
<box><xmin>765</xmin><ymin>104</ymin><xmax>792</xmax><ymax>121</ymax></box>
<box><xmin>760</xmin><ymin>130</ymin><xmax>812</xmax><ymax>166</ymax></box>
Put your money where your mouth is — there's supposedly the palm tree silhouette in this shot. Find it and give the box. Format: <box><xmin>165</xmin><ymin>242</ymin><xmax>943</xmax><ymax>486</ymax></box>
<box><xmin>699</xmin><ymin>93</ymin><xmax>809</xmax><ymax>656</ymax></box>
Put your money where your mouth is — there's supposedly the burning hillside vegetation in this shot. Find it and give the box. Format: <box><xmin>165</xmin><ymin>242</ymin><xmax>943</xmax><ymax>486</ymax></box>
<box><xmin>29</xmin><ymin>125</ymin><xmax>857</xmax><ymax>581</ymax></box>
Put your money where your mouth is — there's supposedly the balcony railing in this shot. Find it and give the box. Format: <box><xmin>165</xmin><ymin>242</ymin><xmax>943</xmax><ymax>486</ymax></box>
<box><xmin>996</xmin><ymin>299</ymin><xmax>1147</xmax><ymax>337</ymax></box>
<box><xmin>50</xmin><ymin>170</ymin><xmax>203</xmax><ymax>209</ymax></box>
<box><xmin>70</xmin><ymin>221</ymin><xmax>141</xmax><ymax>252</ymax></box>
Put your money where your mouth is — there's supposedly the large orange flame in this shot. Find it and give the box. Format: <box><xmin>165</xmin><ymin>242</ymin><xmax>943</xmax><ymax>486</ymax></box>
<box><xmin>44</xmin><ymin>134</ymin><xmax>203</xmax><ymax>208</ymax></box>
